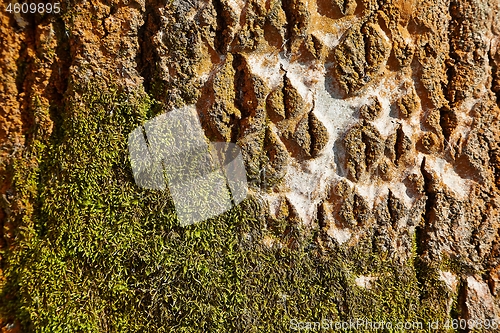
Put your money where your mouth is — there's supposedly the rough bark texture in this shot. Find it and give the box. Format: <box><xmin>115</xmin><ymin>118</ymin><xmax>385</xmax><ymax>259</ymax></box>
<box><xmin>1</xmin><ymin>0</ymin><xmax>500</xmax><ymax>331</ymax></box>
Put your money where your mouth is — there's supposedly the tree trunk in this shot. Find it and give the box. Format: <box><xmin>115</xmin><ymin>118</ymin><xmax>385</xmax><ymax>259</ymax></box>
<box><xmin>1</xmin><ymin>0</ymin><xmax>500</xmax><ymax>331</ymax></box>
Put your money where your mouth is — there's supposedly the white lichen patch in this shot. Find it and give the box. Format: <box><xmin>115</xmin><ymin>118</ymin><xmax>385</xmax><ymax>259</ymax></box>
<box><xmin>367</xmin><ymin>76</ymin><xmax>401</xmax><ymax>138</ymax></box>
<box><xmin>326</xmin><ymin>224</ymin><xmax>352</xmax><ymax>245</ymax></box>
<box><xmin>465</xmin><ymin>275</ymin><xmax>500</xmax><ymax>321</ymax></box>
<box><xmin>279</xmin><ymin>57</ymin><xmax>318</xmax><ymax>103</ymax></box>
<box><xmin>355</xmin><ymin>181</ymin><xmax>414</xmax><ymax>209</ymax></box>
<box><xmin>439</xmin><ymin>270</ymin><xmax>458</xmax><ymax>292</ymax></box>
<box><xmin>262</xmin><ymin>235</ymin><xmax>280</xmax><ymax>249</ymax></box>
<box><xmin>281</xmin><ymin>66</ymin><xmax>356</xmax><ymax>225</ymax></box>
<box><xmin>227</xmin><ymin>0</ymin><xmax>246</xmax><ymax>17</ymax></box>
<box><xmin>266</xmin><ymin>193</ymin><xmax>284</xmax><ymax>219</ymax></box>
<box><xmin>424</xmin><ymin>155</ymin><xmax>471</xmax><ymax>199</ymax></box>
<box><xmin>246</xmin><ymin>52</ymin><xmax>283</xmax><ymax>90</ymax></box>
<box><xmin>467</xmin><ymin>275</ymin><xmax>490</xmax><ymax>297</ymax></box>
<box><xmin>355</xmin><ymin>275</ymin><xmax>378</xmax><ymax>289</ymax></box>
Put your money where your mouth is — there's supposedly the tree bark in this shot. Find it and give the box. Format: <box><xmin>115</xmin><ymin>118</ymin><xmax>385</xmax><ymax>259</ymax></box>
<box><xmin>1</xmin><ymin>0</ymin><xmax>500</xmax><ymax>331</ymax></box>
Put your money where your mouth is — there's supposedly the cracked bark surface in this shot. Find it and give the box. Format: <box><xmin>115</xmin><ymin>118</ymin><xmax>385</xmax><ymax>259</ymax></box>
<box><xmin>1</xmin><ymin>0</ymin><xmax>500</xmax><ymax>331</ymax></box>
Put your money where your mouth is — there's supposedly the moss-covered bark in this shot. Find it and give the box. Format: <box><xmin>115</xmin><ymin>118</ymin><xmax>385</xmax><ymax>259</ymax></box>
<box><xmin>1</xmin><ymin>0</ymin><xmax>500</xmax><ymax>332</ymax></box>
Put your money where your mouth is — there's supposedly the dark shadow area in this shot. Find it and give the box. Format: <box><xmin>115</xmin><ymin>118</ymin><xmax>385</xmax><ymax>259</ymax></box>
<box><xmin>324</xmin><ymin>71</ymin><xmax>347</xmax><ymax>100</ymax></box>
<box><xmin>389</xmin><ymin>102</ymin><xmax>399</xmax><ymax>119</ymax></box>
<box><xmin>332</xmin><ymin>135</ymin><xmax>347</xmax><ymax>178</ymax></box>
<box><xmin>136</xmin><ymin>3</ymin><xmax>161</xmax><ymax>96</ymax></box>
<box><xmin>317</xmin><ymin>0</ymin><xmax>363</xmax><ymax>19</ymax></box>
